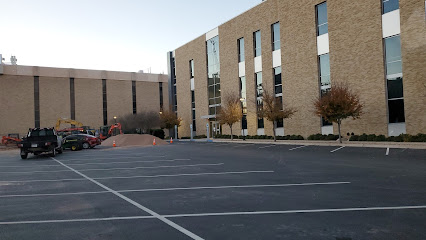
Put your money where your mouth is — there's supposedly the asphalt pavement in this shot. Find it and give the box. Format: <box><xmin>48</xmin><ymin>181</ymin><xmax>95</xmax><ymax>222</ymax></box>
<box><xmin>0</xmin><ymin>142</ymin><xmax>425</xmax><ymax>240</ymax></box>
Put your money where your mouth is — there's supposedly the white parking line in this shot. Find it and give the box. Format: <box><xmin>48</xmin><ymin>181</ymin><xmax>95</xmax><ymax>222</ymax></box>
<box><xmin>52</xmin><ymin>157</ymin><xmax>204</xmax><ymax>240</ymax></box>
<box><xmin>60</xmin><ymin>156</ymin><xmax>166</xmax><ymax>161</ymax></box>
<box><xmin>0</xmin><ymin>170</ymin><xmax>274</xmax><ymax>183</ymax></box>
<box><xmin>0</xmin><ymin>182</ymin><xmax>350</xmax><ymax>198</ymax></box>
<box><xmin>289</xmin><ymin>145</ymin><xmax>307</xmax><ymax>151</ymax></box>
<box><xmin>164</xmin><ymin>205</ymin><xmax>426</xmax><ymax>218</ymax></box>
<box><xmin>386</xmin><ymin>148</ymin><xmax>390</xmax><ymax>156</ymax></box>
<box><xmin>330</xmin><ymin>146</ymin><xmax>345</xmax><ymax>153</ymax></box>
<box><xmin>0</xmin><ymin>164</ymin><xmax>63</xmax><ymax>168</ymax></box>
<box><xmin>0</xmin><ymin>216</ymin><xmax>155</xmax><ymax>225</ymax></box>
<box><xmin>0</xmin><ymin>163</ymin><xmax>224</xmax><ymax>174</ymax></box>
<box><xmin>67</xmin><ymin>159</ymin><xmax>192</xmax><ymax>166</ymax></box>
<box><xmin>258</xmin><ymin>145</ymin><xmax>275</xmax><ymax>149</ymax></box>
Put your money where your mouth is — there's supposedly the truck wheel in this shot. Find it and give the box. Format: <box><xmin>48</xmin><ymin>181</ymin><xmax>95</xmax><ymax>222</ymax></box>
<box><xmin>50</xmin><ymin>147</ymin><xmax>56</xmax><ymax>157</ymax></box>
<box><xmin>20</xmin><ymin>150</ymin><xmax>28</xmax><ymax>159</ymax></box>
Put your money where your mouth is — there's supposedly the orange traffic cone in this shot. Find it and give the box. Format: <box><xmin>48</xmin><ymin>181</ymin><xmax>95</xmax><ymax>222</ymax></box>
<box><xmin>153</xmin><ymin>138</ymin><xmax>156</xmax><ymax>146</ymax></box>
<box><xmin>113</xmin><ymin>140</ymin><xmax>116</xmax><ymax>147</ymax></box>
<box><xmin>170</xmin><ymin>137</ymin><xmax>173</xmax><ymax>144</ymax></box>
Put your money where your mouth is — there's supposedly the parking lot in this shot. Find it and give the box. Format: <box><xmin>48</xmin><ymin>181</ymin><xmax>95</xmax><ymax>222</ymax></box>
<box><xmin>0</xmin><ymin>142</ymin><xmax>425</xmax><ymax>239</ymax></box>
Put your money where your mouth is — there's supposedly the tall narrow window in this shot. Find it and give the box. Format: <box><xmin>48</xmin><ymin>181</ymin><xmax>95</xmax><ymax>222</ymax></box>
<box><xmin>274</xmin><ymin>67</ymin><xmax>282</xmax><ymax>95</ymax></box>
<box><xmin>132</xmin><ymin>81</ymin><xmax>137</xmax><ymax>114</ymax></box>
<box><xmin>102</xmin><ymin>79</ymin><xmax>107</xmax><ymax>126</ymax></box>
<box><xmin>255</xmin><ymin>72</ymin><xmax>264</xmax><ymax>129</ymax></box>
<box><xmin>318</xmin><ymin>54</ymin><xmax>332</xmax><ymax>126</ymax></box>
<box><xmin>207</xmin><ymin>36</ymin><xmax>221</xmax><ymax>116</ymax></box>
<box><xmin>254</xmin><ymin>31</ymin><xmax>261</xmax><ymax>57</ymax></box>
<box><xmin>189</xmin><ymin>60</ymin><xmax>194</xmax><ymax>78</ymax></box>
<box><xmin>70</xmin><ymin>78</ymin><xmax>75</xmax><ymax>120</ymax></box>
<box><xmin>238</xmin><ymin>38</ymin><xmax>245</xmax><ymax>62</ymax></box>
<box><xmin>34</xmin><ymin>76</ymin><xmax>40</xmax><ymax>128</ymax></box>
<box><xmin>272</xmin><ymin>22</ymin><xmax>280</xmax><ymax>51</ymax></box>
<box><xmin>159</xmin><ymin>82</ymin><xmax>163</xmax><ymax>112</ymax></box>
<box><xmin>240</xmin><ymin>76</ymin><xmax>247</xmax><ymax>130</ymax></box>
<box><xmin>316</xmin><ymin>2</ymin><xmax>328</xmax><ymax>36</ymax></box>
<box><xmin>191</xmin><ymin>90</ymin><xmax>196</xmax><ymax>132</ymax></box>
<box><xmin>382</xmin><ymin>0</ymin><xmax>399</xmax><ymax>14</ymax></box>
<box><xmin>385</xmin><ymin>35</ymin><xmax>405</xmax><ymax>123</ymax></box>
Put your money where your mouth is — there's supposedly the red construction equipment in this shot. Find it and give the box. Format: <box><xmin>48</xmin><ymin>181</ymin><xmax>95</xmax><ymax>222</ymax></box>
<box><xmin>1</xmin><ymin>134</ymin><xmax>22</xmax><ymax>146</ymax></box>
<box><xmin>99</xmin><ymin>123</ymin><xmax>123</xmax><ymax>140</ymax></box>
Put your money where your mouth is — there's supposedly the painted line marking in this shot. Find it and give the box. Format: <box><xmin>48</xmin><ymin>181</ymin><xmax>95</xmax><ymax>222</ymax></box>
<box><xmin>386</xmin><ymin>148</ymin><xmax>390</xmax><ymax>156</ymax></box>
<box><xmin>258</xmin><ymin>145</ymin><xmax>275</xmax><ymax>149</ymax></box>
<box><xmin>0</xmin><ymin>170</ymin><xmax>274</xmax><ymax>183</ymax></box>
<box><xmin>0</xmin><ymin>163</ymin><xmax>223</xmax><ymax>174</ymax></box>
<box><xmin>68</xmin><ymin>159</ymin><xmax>192</xmax><ymax>166</ymax></box>
<box><xmin>164</xmin><ymin>205</ymin><xmax>426</xmax><ymax>218</ymax></box>
<box><xmin>289</xmin><ymin>145</ymin><xmax>307</xmax><ymax>151</ymax></box>
<box><xmin>0</xmin><ymin>182</ymin><xmax>350</xmax><ymax>198</ymax></box>
<box><xmin>51</xmin><ymin>157</ymin><xmax>204</xmax><ymax>240</ymax></box>
<box><xmin>0</xmin><ymin>164</ymin><xmax>64</xmax><ymax>168</ymax></box>
<box><xmin>330</xmin><ymin>146</ymin><xmax>345</xmax><ymax>153</ymax></box>
<box><xmin>2</xmin><ymin>204</ymin><xmax>425</xmax><ymax>225</ymax></box>
<box><xmin>60</xmin><ymin>156</ymin><xmax>167</xmax><ymax>161</ymax></box>
<box><xmin>0</xmin><ymin>216</ymin><xmax>155</xmax><ymax>225</ymax></box>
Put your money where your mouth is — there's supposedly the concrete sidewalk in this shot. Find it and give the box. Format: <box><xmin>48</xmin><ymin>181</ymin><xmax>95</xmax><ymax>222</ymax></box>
<box><xmin>178</xmin><ymin>138</ymin><xmax>426</xmax><ymax>149</ymax></box>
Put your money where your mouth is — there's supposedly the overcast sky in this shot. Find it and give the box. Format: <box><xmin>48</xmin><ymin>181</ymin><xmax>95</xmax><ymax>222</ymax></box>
<box><xmin>0</xmin><ymin>0</ymin><xmax>261</xmax><ymax>74</ymax></box>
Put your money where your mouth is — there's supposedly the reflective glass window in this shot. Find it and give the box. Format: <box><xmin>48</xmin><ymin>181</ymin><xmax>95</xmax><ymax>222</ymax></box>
<box><xmin>388</xmin><ymin>99</ymin><xmax>405</xmax><ymax>123</ymax></box>
<box><xmin>238</xmin><ymin>38</ymin><xmax>245</xmax><ymax>62</ymax></box>
<box><xmin>272</xmin><ymin>22</ymin><xmax>280</xmax><ymax>51</ymax></box>
<box><xmin>254</xmin><ymin>31</ymin><xmax>262</xmax><ymax>57</ymax></box>
<box><xmin>382</xmin><ymin>0</ymin><xmax>399</xmax><ymax>14</ymax></box>
<box><xmin>316</xmin><ymin>2</ymin><xmax>328</xmax><ymax>36</ymax></box>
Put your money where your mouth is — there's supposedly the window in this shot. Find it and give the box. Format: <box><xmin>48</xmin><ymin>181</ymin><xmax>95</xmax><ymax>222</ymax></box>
<box><xmin>256</xmin><ymin>72</ymin><xmax>264</xmax><ymax>129</ymax></box>
<box><xmin>272</xmin><ymin>22</ymin><xmax>280</xmax><ymax>51</ymax></box>
<box><xmin>240</xmin><ymin>76</ymin><xmax>247</xmax><ymax>130</ymax></box>
<box><xmin>102</xmin><ymin>79</ymin><xmax>107</xmax><ymax>126</ymax></box>
<box><xmin>34</xmin><ymin>76</ymin><xmax>40</xmax><ymax>128</ymax></box>
<box><xmin>382</xmin><ymin>0</ymin><xmax>399</xmax><ymax>14</ymax></box>
<box><xmin>191</xmin><ymin>90</ymin><xmax>196</xmax><ymax>131</ymax></box>
<box><xmin>190</xmin><ymin>60</ymin><xmax>194</xmax><ymax>78</ymax></box>
<box><xmin>274</xmin><ymin>67</ymin><xmax>282</xmax><ymax>94</ymax></box>
<box><xmin>238</xmin><ymin>38</ymin><xmax>245</xmax><ymax>62</ymax></box>
<box><xmin>207</xmin><ymin>36</ymin><xmax>221</xmax><ymax>116</ymax></box>
<box><xmin>132</xmin><ymin>81</ymin><xmax>137</xmax><ymax>114</ymax></box>
<box><xmin>384</xmin><ymin>35</ymin><xmax>405</xmax><ymax>123</ymax></box>
<box><xmin>319</xmin><ymin>53</ymin><xmax>331</xmax><ymax>92</ymax></box>
<box><xmin>254</xmin><ymin>31</ymin><xmax>261</xmax><ymax>57</ymax></box>
<box><xmin>316</xmin><ymin>2</ymin><xmax>328</xmax><ymax>36</ymax></box>
<box><xmin>255</xmin><ymin>72</ymin><xmax>263</xmax><ymax>98</ymax></box>
<box><xmin>159</xmin><ymin>82</ymin><xmax>163</xmax><ymax>112</ymax></box>
<box><xmin>70</xmin><ymin>78</ymin><xmax>75</xmax><ymax>120</ymax></box>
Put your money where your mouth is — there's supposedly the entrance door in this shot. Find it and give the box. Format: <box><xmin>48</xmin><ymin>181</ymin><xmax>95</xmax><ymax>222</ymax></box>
<box><xmin>209</xmin><ymin>120</ymin><xmax>221</xmax><ymax>137</ymax></box>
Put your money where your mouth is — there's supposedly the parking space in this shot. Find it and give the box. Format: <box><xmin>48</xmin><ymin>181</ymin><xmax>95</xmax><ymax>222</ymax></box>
<box><xmin>0</xmin><ymin>142</ymin><xmax>425</xmax><ymax>239</ymax></box>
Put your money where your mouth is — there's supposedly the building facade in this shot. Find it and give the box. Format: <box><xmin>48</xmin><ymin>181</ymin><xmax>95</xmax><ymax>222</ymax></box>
<box><xmin>168</xmin><ymin>0</ymin><xmax>426</xmax><ymax>138</ymax></box>
<box><xmin>0</xmin><ymin>64</ymin><xmax>168</xmax><ymax>136</ymax></box>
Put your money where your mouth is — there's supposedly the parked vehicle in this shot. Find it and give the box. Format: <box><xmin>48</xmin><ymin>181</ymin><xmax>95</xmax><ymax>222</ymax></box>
<box><xmin>62</xmin><ymin>134</ymin><xmax>101</xmax><ymax>150</ymax></box>
<box><xmin>18</xmin><ymin>128</ymin><xmax>62</xmax><ymax>159</ymax></box>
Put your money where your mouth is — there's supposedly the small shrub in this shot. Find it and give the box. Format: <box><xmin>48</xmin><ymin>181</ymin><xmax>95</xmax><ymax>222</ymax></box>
<box><xmin>376</xmin><ymin>135</ymin><xmax>386</xmax><ymax>141</ymax></box>
<box><xmin>349</xmin><ymin>135</ymin><xmax>359</xmax><ymax>141</ymax></box>
<box><xmin>149</xmin><ymin>129</ymin><xmax>165</xmax><ymax>139</ymax></box>
<box><xmin>358</xmin><ymin>134</ymin><xmax>368</xmax><ymax>141</ymax></box>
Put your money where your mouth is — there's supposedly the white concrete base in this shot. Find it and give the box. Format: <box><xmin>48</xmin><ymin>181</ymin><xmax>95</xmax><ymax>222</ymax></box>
<box><xmin>241</xmin><ymin>129</ymin><xmax>248</xmax><ymax>136</ymax></box>
<box><xmin>388</xmin><ymin>123</ymin><xmax>406</xmax><ymax>136</ymax></box>
<box><xmin>322</xmin><ymin>126</ymin><xmax>333</xmax><ymax>135</ymax></box>
<box><xmin>257</xmin><ymin>129</ymin><xmax>265</xmax><ymax>136</ymax></box>
<box><xmin>275</xmin><ymin>128</ymin><xmax>284</xmax><ymax>136</ymax></box>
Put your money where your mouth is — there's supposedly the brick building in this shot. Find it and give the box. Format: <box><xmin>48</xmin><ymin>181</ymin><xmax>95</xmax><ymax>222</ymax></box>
<box><xmin>168</xmin><ymin>0</ymin><xmax>426</xmax><ymax>138</ymax></box>
<box><xmin>0</xmin><ymin>64</ymin><xmax>168</xmax><ymax>136</ymax></box>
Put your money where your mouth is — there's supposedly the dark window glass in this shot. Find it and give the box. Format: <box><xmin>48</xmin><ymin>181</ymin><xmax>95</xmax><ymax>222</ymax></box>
<box><xmin>258</xmin><ymin>118</ymin><xmax>264</xmax><ymax>129</ymax></box>
<box><xmin>70</xmin><ymin>78</ymin><xmax>75</xmax><ymax>120</ymax></box>
<box><xmin>238</xmin><ymin>38</ymin><xmax>245</xmax><ymax>62</ymax></box>
<box><xmin>242</xmin><ymin>115</ymin><xmax>247</xmax><ymax>130</ymax></box>
<box><xmin>387</xmin><ymin>77</ymin><xmax>404</xmax><ymax>99</ymax></box>
<box><xmin>132</xmin><ymin>81</ymin><xmax>137</xmax><ymax>114</ymax></box>
<box><xmin>322</xmin><ymin>117</ymin><xmax>333</xmax><ymax>126</ymax></box>
<box><xmin>209</xmin><ymin>107</ymin><xmax>216</xmax><ymax>115</ymax></box>
<box><xmin>382</xmin><ymin>0</ymin><xmax>399</xmax><ymax>14</ymax></box>
<box><xmin>254</xmin><ymin>31</ymin><xmax>261</xmax><ymax>57</ymax></box>
<box><xmin>192</xmin><ymin>120</ymin><xmax>197</xmax><ymax>132</ymax></box>
<box><xmin>192</xmin><ymin>110</ymin><xmax>196</xmax><ymax>120</ymax></box>
<box><xmin>159</xmin><ymin>82</ymin><xmax>163</xmax><ymax>111</ymax></box>
<box><xmin>34</xmin><ymin>76</ymin><xmax>40</xmax><ymax>128</ymax></box>
<box><xmin>276</xmin><ymin>96</ymin><xmax>283</xmax><ymax>111</ymax></box>
<box><xmin>274</xmin><ymin>67</ymin><xmax>282</xmax><ymax>94</ymax></box>
<box><xmin>316</xmin><ymin>2</ymin><xmax>328</xmax><ymax>36</ymax></box>
<box><xmin>388</xmin><ymin>99</ymin><xmax>405</xmax><ymax>123</ymax></box>
<box><xmin>277</xmin><ymin>118</ymin><xmax>284</xmax><ymax>128</ymax></box>
<box><xmin>102</xmin><ymin>79</ymin><xmax>107</xmax><ymax>125</ymax></box>
<box><xmin>272</xmin><ymin>22</ymin><xmax>280</xmax><ymax>51</ymax></box>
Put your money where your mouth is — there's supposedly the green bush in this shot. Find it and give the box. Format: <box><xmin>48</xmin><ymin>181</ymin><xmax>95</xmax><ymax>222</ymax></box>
<box><xmin>358</xmin><ymin>134</ymin><xmax>368</xmax><ymax>141</ymax></box>
<box><xmin>349</xmin><ymin>133</ymin><xmax>425</xmax><ymax>142</ymax></box>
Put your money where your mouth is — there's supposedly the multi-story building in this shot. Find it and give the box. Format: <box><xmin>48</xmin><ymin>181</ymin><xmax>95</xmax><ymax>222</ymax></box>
<box><xmin>0</xmin><ymin>64</ymin><xmax>168</xmax><ymax>136</ymax></box>
<box><xmin>168</xmin><ymin>0</ymin><xmax>426</xmax><ymax>138</ymax></box>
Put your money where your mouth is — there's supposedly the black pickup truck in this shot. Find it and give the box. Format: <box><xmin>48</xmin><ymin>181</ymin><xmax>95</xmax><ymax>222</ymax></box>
<box><xmin>18</xmin><ymin>128</ymin><xmax>63</xmax><ymax>159</ymax></box>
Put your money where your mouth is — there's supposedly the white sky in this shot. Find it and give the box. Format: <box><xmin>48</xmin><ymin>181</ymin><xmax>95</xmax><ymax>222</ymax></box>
<box><xmin>0</xmin><ymin>0</ymin><xmax>261</xmax><ymax>74</ymax></box>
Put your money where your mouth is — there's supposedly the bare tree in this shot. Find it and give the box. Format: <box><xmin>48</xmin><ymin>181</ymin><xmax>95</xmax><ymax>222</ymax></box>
<box><xmin>217</xmin><ymin>93</ymin><xmax>243</xmax><ymax>140</ymax></box>
<box><xmin>160</xmin><ymin>108</ymin><xmax>182</xmax><ymax>137</ymax></box>
<box><xmin>259</xmin><ymin>89</ymin><xmax>296</xmax><ymax>142</ymax></box>
<box><xmin>314</xmin><ymin>82</ymin><xmax>363</xmax><ymax>143</ymax></box>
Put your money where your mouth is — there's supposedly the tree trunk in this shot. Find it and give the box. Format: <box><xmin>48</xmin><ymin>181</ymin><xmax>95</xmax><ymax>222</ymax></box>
<box><xmin>338</xmin><ymin>120</ymin><xmax>342</xmax><ymax>144</ymax></box>
<box><xmin>230</xmin><ymin>124</ymin><xmax>233</xmax><ymax>141</ymax></box>
<box><xmin>273</xmin><ymin>120</ymin><xmax>277</xmax><ymax>142</ymax></box>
